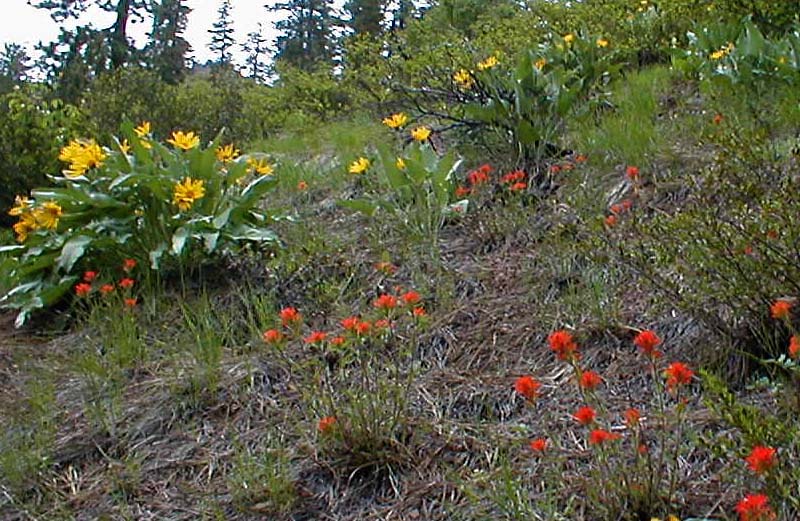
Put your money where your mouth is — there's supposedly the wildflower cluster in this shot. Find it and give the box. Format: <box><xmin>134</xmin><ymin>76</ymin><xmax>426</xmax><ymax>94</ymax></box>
<box><xmin>516</xmin><ymin>327</ymin><xmax>696</xmax><ymax>515</ymax></box>
<box><xmin>3</xmin><ymin>121</ymin><xmax>282</xmax><ymax>326</ymax></box>
<box><xmin>8</xmin><ymin>195</ymin><xmax>63</xmax><ymax>243</ymax></box>
<box><xmin>59</xmin><ymin>139</ymin><xmax>107</xmax><ymax>179</ymax></box>
<box><xmin>262</xmin><ymin>284</ymin><xmax>428</xmax><ymax>444</ymax></box>
<box><xmin>72</xmin><ymin>259</ymin><xmax>139</xmax><ymax>309</ymax></box>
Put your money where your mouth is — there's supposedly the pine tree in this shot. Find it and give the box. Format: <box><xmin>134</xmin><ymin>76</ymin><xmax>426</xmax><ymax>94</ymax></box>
<box><xmin>391</xmin><ymin>0</ymin><xmax>416</xmax><ymax>30</ymax></box>
<box><xmin>0</xmin><ymin>43</ymin><xmax>32</xmax><ymax>87</ymax></box>
<box><xmin>146</xmin><ymin>0</ymin><xmax>191</xmax><ymax>83</ymax></box>
<box><xmin>241</xmin><ymin>24</ymin><xmax>270</xmax><ymax>82</ymax></box>
<box><xmin>345</xmin><ymin>0</ymin><xmax>385</xmax><ymax>36</ymax></box>
<box><xmin>269</xmin><ymin>0</ymin><xmax>340</xmax><ymax>70</ymax></box>
<box><xmin>30</xmin><ymin>0</ymin><xmax>149</xmax><ymax>70</ymax></box>
<box><xmin>208</xmin><ymin>0</ymin><xmax>236</xmax><ymax>66</ymax></box>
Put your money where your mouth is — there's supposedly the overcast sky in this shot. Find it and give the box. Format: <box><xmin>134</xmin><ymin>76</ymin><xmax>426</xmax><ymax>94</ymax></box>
<box><xmin>0</xmin><ymin>0</ymin><xmax>309</xmax><ymax>65</ymax></box>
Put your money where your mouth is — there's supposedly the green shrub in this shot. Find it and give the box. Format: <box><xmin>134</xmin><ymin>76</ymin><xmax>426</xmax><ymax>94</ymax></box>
<box><xmin>0</xmin><ymin>86</ymin><xmax>89</xmax><ymax>226</ymax></box>
<box><xmin>1</xmin><ymin>124</ymin><xmax>282</xmax><ymax>326</ymax></box>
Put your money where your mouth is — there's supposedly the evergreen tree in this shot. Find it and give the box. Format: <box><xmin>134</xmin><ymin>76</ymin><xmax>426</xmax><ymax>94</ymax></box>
<box><xmin>146</xmin><ymin>0</ymin><xmax>192</xmax><ymax>83</ymax></box>
<box><xmin>0</xmin><ymin>43</ymin><xmax>32</xmax><ymax>88</ymax></box>
<box><xmin>208</xmin><ymin>0</ymin><xmax>236</xmax><ymax>66</ymax></box>
<box><xmin>345</xmin><ymin>0</ymin><xmax>385</xmax><ymax>36</ymax></box>
<box><xmin>390</xmin><ymin>0</ymin><xmax>416</xmax><ymax>30</ymax></box>
<box><xmin>241</xmin><ymin>24</ymin><xmax>271</xmax><ymax>82</ymax></box>
<box><xmin>269</xmin><ymin>0</ymin><xmax>340</xmax><ymax>70</ymax></box>
<box><xmin>30</xmin><ymin>0</ymin><xmax>149</xmax><ymax>70</ymax></box>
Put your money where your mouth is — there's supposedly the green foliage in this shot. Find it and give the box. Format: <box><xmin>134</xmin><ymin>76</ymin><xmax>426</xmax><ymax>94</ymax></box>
<box><xmin>0</xmin><ymin>86</ymin><xmax>89</xmax><ymax>225</ymax></box>
<box><xmin>0</xmin><ymin>376</ymin><xmax>57</xmax><ymax>494</ymax></box>
<box><xmin>569</xmin><ymin>66</ymin><xmax>674</xmax><ymax>166</ymax></box>
<box><xmin>674</xmin><ymin>21</ymin><xmax>800</xmax><ymax>87</ymax></box>
<box><xmin>1</xmin><ymin>126</ymin><xmax>281</xmax><ymax>326</ymax></box>
<box><xmin>610</xmin><ymin>85</ymin><xmax>800</xmax><ymax>358</ymax></box>
<box><xmin>227</xmin><ymin>439</ymin><xmax>297</xmax><ymax>513</ymax></box>
<box><xmin>443</xmin><ymin>32</ymin><xmax>619</xmax><ymax>165</ymax></box>
<box><xmin>340</xmin><ymin>135</ymin><xmax>462</xmax><ymax>255</ymax></box>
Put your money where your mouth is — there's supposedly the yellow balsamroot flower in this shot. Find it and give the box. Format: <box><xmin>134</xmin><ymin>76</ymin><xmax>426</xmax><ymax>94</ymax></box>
<box><xmin>477</xmin><ymin>55</ymin><xmax>499</xmax><ymax>71</ymax></box>
<box><xmin>534</xmin><ymin>58</ymin><xmax>547</xmax><ymax>70</ymax></box>
<box><xmin>411</xmin><ymin>126</ymin><xmax>431</xmax><ymax>142</ymax></box>
<box><xmin>247</xmin><ymin>157</ymin><xmax>274</xmax><ymax>176</ymax></box>
<box><xmin>349</xmin><ymin>157</ymin><xmax>370</xmax><ymax>174</ymax></box>
<box><xmin>396</xmin><ymin>157</ymin><xmax>406</xmax><ymax>170</ymax></box>
<box><xmin>134</xmin><ymin>121</ymin><xmax>151</xmax><ymax>138</ymax></box>
<box><xmin>8</xmin><ymin>195</ymin><xmax>31</xmax><ymax>216</ymax></box>
<box><xmin>216</xmin><ymin>143</ymin><xmax>240</xmax><ymax>163</ymax></box>
<box><xmin>173</xmin><ymin>177</ymin><xmax>206</xmax><ymax>212</ymax></box>
<box><xmin>118</xmin><ymin>139</ymin><xmax>131</xmax><ymax>154</ymax></box>
<box><xmin>33</xmin><ymin>201</ymin><xmax>63</xmax><ymax>230</ymax></box>
<box><xmin>453</xmin><ymin>68</ymin><xmax>475</xmax><ymax>89</ymax></box>
<box><xmin>596</xmin><ymin>37</ymin><xmax>609</xmax><ymax>48</ymax></box>
<box><xmin>59</xmin><ymin>139</ymin><xmax>107</xmax><ymax>179</ymax></box>
<box><xmin>167</xmin><ymin>130</ymin><xmax>200</xmax><ymax>151</ymax></box>
<box><xmin>13</xmin><ymin>212</ymin><xmax>37</xmax><ymax>243</ymax></box>
<box><xmin>710</xmin><ymin>42</ymin><xmax>735</xmax><ymax>60</ymax></box>
<box><xmin>563</xmin><ymin>33</ymin><xmax>576</xmax><ymax>44</ymax></box>
<box><xmin>382</xmin><ymin>112</ymin><xmax>408</xmax><ymax>129</ymax></box>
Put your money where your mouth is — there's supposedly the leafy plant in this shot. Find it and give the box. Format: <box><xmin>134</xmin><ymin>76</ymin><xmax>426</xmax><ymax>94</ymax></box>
<box><xmin>340</xmin><ymin>129</ymin><xmax>462</xmax><ymax>257</ymax></box>
<box><xmin>1</xmin><ymin>123</ymin><xmax>281</xmax><ymax>326</ymax></box>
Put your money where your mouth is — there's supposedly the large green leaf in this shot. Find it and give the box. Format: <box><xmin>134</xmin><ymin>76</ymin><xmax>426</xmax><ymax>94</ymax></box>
<box><xmin>56</xmin><ymin>235</ymin><xmax>93</xmax><ymax>273</ymax></box>
<box><xmin>172</xmin><ymin>226</ymin><xmax>190</xmax><ymax>256</ymax></box>
<box><xmin>227</xmin><ymin>225</ymin><xmax>279</xmax><ymax>243</ymax></box>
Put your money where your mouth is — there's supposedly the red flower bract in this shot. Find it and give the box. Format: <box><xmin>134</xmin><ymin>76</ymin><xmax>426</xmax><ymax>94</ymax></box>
<box><xmin>124</xmin><ymin>297</ymin><xmax>137</xmax><ymax>308</ymax></box>
<box><xmin>318</xmin><ymin>416</ymin><xmax>337</xmax><ymax>434</ymax></box>
<box><xmin>99</xmin><ymin>284</ymin><xmax>115</xmax><ymax>295</ymax></box>
<box><xmin>626</xmin><ymin>165</ymin><xmax>640</xmax><ymax>180</ymax></box>
<box><xmin>745</xmin><ymin>446</ymin><xmax>777</xmax><ymax>475</ymax></box>
<box><xmin>664</xmin><ymin>362</ymin><xmax>693</xmax><ymax>390</ymax></box>
<box><xmin>262</xmin><ymin>329</ymin><xmax>283</xmax><ymax>344</ymax></box>
<box><xmin>634</xmin><ymin>329</ymin><xmax>662</xmax><ymax>358</ymax></box>
<box><xmin>624</xmin><ymin>408</ymin><xmax>641</xmax><ymax>427</ymax></box>
<box><xmin>373</xmin><ymin>294</ymin><xmax>398</xmax><ymax>310</ymax></box>
<box><xmin>770</xmin><ymin>299</ymin><xmax>792</xmax><ymax>319</ymax></box>
<box><xmin>735</xmin><ymin>494</ymin><xmax>775</xmax><ymax>521</ymax></box>
<box><xmin>455</xmin><ymin>186</ymin><xmax>471</xmax><ymax>197</ymax></box>
<box><xmin>467</xmin><ymin>170</ymin><xmax>490</xmax><ymax>186</ymax></box>
<box><xmin>75</xmin><ymin>283</ymin><xmax>92</xmax><ymax>297</ymax></box>
<box><xmin>280</xmin><ymin>307</ymin><xmax>301</xmax><ymax>325</ymax></box>
<box><xmin>514</xmin><ymin>375</ymin><xmax>541</xmax><ymax>401</ymax></box>
<box><xmin>331</xmin><ymin>336</ymin><xmax>346</xmax><ymax>346</ymax></box>
<box><xmin>413</xmin><ymin>306</ymin><xmax>426</xmax><ymax>317</ymax></box>
<box><xmin>604</xmin><ymin>214</ymin><xmax>618</xmax><ymax>227</ymax></box>
<box><xmin>509</xmin><ymin>182</ymin><xmax>527</xmax><ymax>192</ymax></box>
<box><xmin>790</xmin><ymin>335</ymin><xmax>799</xmax><ymax>359</ymax></box>
<box><xmin>304</xmin><ymin>331</ymin><xmax>327</xmax><ymax>344</ymax></box>
<box><xmin>374</xmin><ymin>319</ymin><xmax>391</xmax><ymax>329</ymax></box>
<box><xmin>122</xmin><ymin>258</ymin><xmax>137</xmax><ymax>272</ymax></box>
<box><xmin>589</xmin><ymin>429</ymin><xmax>621</xmax><ymax>445</ymax></box>
<box><xmin>529</xmin><ymin>438</ymin><xmax>547</xmax><ymax>453</ymax></box>
<box><xmin>579</xmin><ymin>370</ymin><xmax>603</xmax><ymax>390</ymax></box>
<box><xmin>341</xmin><ymin>316</ymin><xmax>360</xmax><ymax>331</ymax></box>
<box><xmin>356</xmin><ymin>321</ymin><xmax>372</xmax><ymax>335</ymax></box>
<box><xmin>119</xmin><ymin>278</ymin><xmax>135</xmax><ymax>289</ymax></box>
<box><xmin>401</xmin><ymin>290</ymin><xmax>421</xmax><ymax>305</ymax></box>
<box><xmin>548</xmin><ymin>330</ymin><xmax>578</xmax><ymax>361</ymax></box>
<box><xmin>573</xmin><ymin>406</ymin><xmax>596</xmax><ymax>425</ymax></box>
<box><xmin>83</xmin><ymin>271</ymin><xmax>98</xmax><ymax>282</ymax></box>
